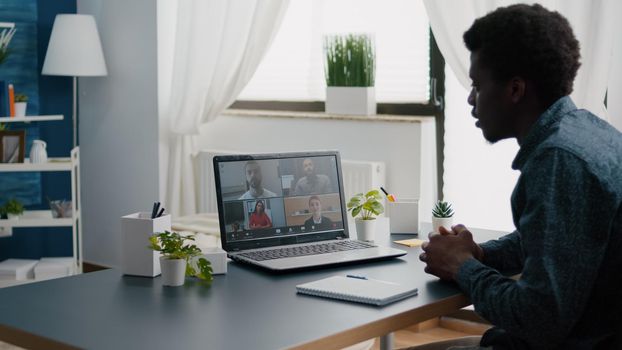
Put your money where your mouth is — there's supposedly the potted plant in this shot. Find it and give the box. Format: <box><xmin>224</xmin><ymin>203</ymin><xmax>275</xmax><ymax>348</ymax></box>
<box><xmin>4</xmin><ymin>198</ymin><xmax>24</xmax><ymax>220</ymax></box>
<box><xmin>324</xmin><ymin>33</ymin><xmax>376</xmax><ymax>115</ymax></box>
<box><xmin>148</xmin><ymin>230</ymin><xmax>213</xmax><ymax>287</ymax></box>
<box><xmin>432</xmin><ymin>200</ymin><xmax>454</xmax><ymax>233</ymax></box>
<box><xmin>347</xmin><ymin>189</ymin><xmax>384</xmax><ymax>241</ymax></box>
<box><xmin>14</xmin><ymin>93</ymin><xmax>27</xmax><ymax>117</ymax></box>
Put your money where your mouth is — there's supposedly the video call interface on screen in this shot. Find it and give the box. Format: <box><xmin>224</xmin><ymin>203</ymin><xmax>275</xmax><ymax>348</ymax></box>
<box><xmin>218</xmin><ymin>155</ymin><xmax>345</xmax><ymax>242</ymax></box>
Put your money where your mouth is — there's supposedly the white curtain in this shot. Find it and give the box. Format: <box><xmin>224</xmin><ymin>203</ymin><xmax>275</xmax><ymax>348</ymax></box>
<box><xmin>165</xmin><ymin>0</ymin><xmax>289</xmax><ymax>217</ymax></box>
<box><xmin>423</xmin><ymin>0</ymin><xmax>618</xmax><ymax>230</ymax></box>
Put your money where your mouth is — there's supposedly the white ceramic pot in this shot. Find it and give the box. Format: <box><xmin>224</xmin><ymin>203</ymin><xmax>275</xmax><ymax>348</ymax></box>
<box><xmin>325</xmin><ymin>87</ymin><xmax>376</xmax><ymax>115</ymax></box>
<box><xmin>30</xmin><ymin>140</ymin><xmax>48</xmax><ymax>164</ymax></box>
<box><xmin>160</xmin><ymin>257</ymin><xmax>186</xmax><ymax>287</ymax></box>
<box><xmin>355</xmin><ymin>218</ymin><xmax>377</xmax><ymax>242</ymax></box>
<box><xmin>432</xmin><ymin>217</ymin><xmax>453</xmax><ymax>233</ymax></box>
<box><xmin>7</xmin><ymin>213</ymin><xmax>20</xmax><ymax>220</ymax></box>
<box><xmin>14</xmin><ymin>102</ymin><xmax>27</xmax><ymax>117</ymax></box>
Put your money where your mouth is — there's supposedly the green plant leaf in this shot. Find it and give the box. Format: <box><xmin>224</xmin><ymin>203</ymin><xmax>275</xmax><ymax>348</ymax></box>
<box><xmin>195</xmin><ymin>258</ymin><xmax>213</xmax><ymax>284</ymax></box>
<box><xmin>432</xmin><ymin>201</ymin><xmax>454</xmax><ymax>218</ymax></box>
<box><xmin>351</xmin><ymin>206</ymin><xmax>361</xmax><ymax>218</ymax></box>
<box><xmin>365</xmin><ymin>189</ymin><xmax>380</xmax><ymax>198</ymax></box>
<box><xmin>371</xmin><ymin>201</ymin><xmax>384</xmax><ymax>215</ymax></box>
<box><xmin>186</xmin><ymin>263</ymin><xmax>196</xmax><ymax>277</ymax></box>
<box><xmin>347</xmin><ymin>198</ymin><xmax>361</xmax><ymax>208</ymax></box>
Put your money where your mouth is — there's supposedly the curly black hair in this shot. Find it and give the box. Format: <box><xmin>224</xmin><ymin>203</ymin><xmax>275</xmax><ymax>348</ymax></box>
<box><xmin>463</xmin><ymin>4</ymin><xmax>580</xmax><ymax>105</ymax></box>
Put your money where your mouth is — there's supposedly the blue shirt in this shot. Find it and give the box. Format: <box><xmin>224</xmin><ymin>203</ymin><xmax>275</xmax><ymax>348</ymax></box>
<box><xmin>456</xmin><ymin>96</ymin><xmax>622</xmax><ymax>349</ymax></box>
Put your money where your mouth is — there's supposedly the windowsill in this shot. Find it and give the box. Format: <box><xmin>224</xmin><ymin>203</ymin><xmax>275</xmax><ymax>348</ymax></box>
<box><xmin>222</xmin><ymin>109</ymin><xmax>432</xmax><ymax>123</ymax></box>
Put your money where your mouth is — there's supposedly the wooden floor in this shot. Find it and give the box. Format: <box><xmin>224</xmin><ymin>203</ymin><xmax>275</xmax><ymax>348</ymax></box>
<box><xmin>370</xmin><ymin>316</ymin><xmax>491</xmax><ymax>350</ymax></box>
<box><xmin>0</xmin><ymin>342</ymin><xmax>22</xmax><ymax>350</ymax></box>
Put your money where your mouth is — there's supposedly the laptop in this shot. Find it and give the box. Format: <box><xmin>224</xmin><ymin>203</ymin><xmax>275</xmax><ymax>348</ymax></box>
<box><xmin>213</xmin><ymin>150</ymin><xmax>406</xmax><ymax>272</ymax></box>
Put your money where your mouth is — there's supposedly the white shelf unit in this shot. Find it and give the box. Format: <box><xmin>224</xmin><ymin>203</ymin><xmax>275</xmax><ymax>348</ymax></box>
<box><xmin>0</xmin><ymin>144</ymin><xmax>82</xmax><ymax>274</ymax></box>
<box><xmin>0</xmin><ymin>158</ymin><xmax>71</xmax><ymax>172</ymax></box>
<box><xmin>0</xmin><ymin>115</ymin><xmax>63</xmax><ymax>123</ymax></box>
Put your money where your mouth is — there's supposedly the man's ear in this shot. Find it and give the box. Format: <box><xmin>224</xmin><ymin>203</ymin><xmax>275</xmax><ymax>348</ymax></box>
<box><xmin>508</xmin><ymin>77</ymin><xmax>526</xmax><ymax>103</ymax></box>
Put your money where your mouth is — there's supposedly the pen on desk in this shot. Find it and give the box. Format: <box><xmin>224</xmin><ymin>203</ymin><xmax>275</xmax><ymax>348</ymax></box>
<box><xmin>156</xmin><ymin>207</ymin><xmax>165</xmax><ymax>218</ymax></box>
<box><xmin>346</xmin><ymin>274</ymin><xmax>367</xmax><ymax>280</ymax></box>
<box><xmin>380</xmin><ymin>187</ymin><xmax>396</xmax><ymax>202</ymax></box>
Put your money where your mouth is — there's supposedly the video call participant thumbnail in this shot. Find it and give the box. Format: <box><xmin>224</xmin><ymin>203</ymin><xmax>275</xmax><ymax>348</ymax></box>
<box><xmin>294</xmin><ymin>158</ymin><xmax>332</xmax><ymax>196</ymax></box>
<box><xmin>304</xmin><ymin>195</ymin><xmax>334</xmax><ymax>231</ymax></box>
<box><xmin>248</xmin><ymin>200</ymin><xmax>272</xmax><ymax>229</ymax></box>
<box><xmin>239</xmin><ymin>160</ymin><xmax>277</xmax><ymax>200</ymax></box>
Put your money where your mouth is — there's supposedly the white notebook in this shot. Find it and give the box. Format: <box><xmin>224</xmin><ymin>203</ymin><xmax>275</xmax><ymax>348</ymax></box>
<box><xmin>296</xmin><ymin>275</ymin><xmax>418</xmax><ymax>306</ymax></box>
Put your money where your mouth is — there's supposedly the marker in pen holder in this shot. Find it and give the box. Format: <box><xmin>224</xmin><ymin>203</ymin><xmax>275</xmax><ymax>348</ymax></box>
<box><xmin>121</xmin><ymin>212</ymin><xmax>171</xmax><ymax>277</ymax></box>
<box><xmin>387</xmin><ymin>198</ymin><xmax>419</xmax><ymax>235</ymax></box>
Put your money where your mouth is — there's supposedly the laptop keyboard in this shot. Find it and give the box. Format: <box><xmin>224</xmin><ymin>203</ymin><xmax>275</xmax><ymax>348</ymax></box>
<box><xmin>238</xmin><ymin>240</ymin><xmax>377</xmax><ymax>261</ymax></box>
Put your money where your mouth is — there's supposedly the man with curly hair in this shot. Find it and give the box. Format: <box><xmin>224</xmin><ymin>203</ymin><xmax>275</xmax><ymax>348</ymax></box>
<box><xmin>415</xmin><ymin>4</ymin><xmax>622</xmax><ymax>350</ymax></box>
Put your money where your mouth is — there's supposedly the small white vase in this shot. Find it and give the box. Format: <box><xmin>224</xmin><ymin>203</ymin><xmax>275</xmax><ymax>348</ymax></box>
<box><xmin>432</xmin><ymin>217</ymin><xmax>453</xmax><ymax>233</ymax></box>
<box><xmin>160</xmin><ymin>257</ymin><xmax>186</xmax><ymax>287</ymax></box>
<box><xmin>14</xmin><ymin>102</ymin><xmax>27</xmax><ymax>117</ymax></box>
<box><xmin>355</xmin><ymin>218</ymin><xmax>377</xmax><ymax>242</ymax></box>
<box><xmin>30</xmin><ymin>140</ymin><xmax>48</xmax><ymax>164</ymax></box>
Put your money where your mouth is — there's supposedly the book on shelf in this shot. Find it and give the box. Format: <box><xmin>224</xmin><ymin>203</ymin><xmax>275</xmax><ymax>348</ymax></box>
<box><xmin>0</xmin><ymin>259</ymin><xmax>38</xmax><ymax>280</ymax></box>
<box><xmin>0</xmin><ymin>80</ymin><xmax>8</xmax><ymax>117</ymax></box>
<box><xmin>7</xmin><ymin>83</ymin><xmax>14</xmax><ymax>117</ymax></box>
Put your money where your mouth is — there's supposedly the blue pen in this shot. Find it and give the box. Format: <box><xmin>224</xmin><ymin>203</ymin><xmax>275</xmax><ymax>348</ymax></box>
<box><xmin>346</xmin><ymin>274</ymin><xmax>367</xmax><ymax>280</ymax></box>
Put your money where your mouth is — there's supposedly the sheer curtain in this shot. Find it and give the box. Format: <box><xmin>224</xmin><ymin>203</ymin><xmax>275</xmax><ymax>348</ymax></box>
<box><xmin>165</xmin><ymin>0</ymin><xmax>289</xmax><ymax>216</ymax></box>
<box><xmin>423</xmin><ymin>0</ymin><xmax>618</xmax><ymax>230</ymax></box>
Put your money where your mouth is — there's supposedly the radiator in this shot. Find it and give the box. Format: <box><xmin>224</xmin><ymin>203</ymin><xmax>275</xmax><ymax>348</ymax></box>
<box><xmin>195</xmin><ymin>150</ymin><xmax>386</xmax><ymax>214</ymax></box>
<box><xmin>340</xmin><ymin>159</ymin><xmax>386</xmax><ymax>204</ymax></box>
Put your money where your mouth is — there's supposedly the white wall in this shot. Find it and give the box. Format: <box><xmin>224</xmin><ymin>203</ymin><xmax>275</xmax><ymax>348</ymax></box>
<box><xmin>157</xmin><ymin>0</ymin><xmax>176</xmax><ymax>199</ymax></box>
<box><xmin>196</xmin><ymin>114</ymin><xmax>438</xmax><ymax>221</ymax></box>
<box><xmin>79</xmin><ymin>0</ymin><xmax>159</xmax><ymax>268</ymax></box>
<box><xmin>609</xmin><ymin>14</ymin><xmax>622</xmax><ymax>132</ymax></box>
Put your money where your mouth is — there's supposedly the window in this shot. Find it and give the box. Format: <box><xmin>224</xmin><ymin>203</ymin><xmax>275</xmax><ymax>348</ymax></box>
<box><xmin>235</xmin><ymin>0</ymin><xmax>441</xmax><ymax>112</ymax></box>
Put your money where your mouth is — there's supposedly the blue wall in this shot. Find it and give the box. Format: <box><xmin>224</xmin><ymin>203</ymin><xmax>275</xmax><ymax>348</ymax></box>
<box><xmin>0</xmin><ymin>0</ymin><xmax>76</xmax><ymax>260</ymax></box>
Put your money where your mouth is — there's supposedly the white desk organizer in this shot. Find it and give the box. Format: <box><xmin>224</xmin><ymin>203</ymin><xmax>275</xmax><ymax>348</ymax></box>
<box><xmin>121</xmin><ymin>212</ymin><xmax>171</xmax><ymax>277</ymax></box>
<box><xmin>387</xmin><ymin>198</ymin><xmax>419</xmax><ymax>234</ymax></box>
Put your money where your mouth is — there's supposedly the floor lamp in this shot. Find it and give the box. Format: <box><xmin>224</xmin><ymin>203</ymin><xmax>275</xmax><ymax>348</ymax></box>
<box><xmin>42</xmin><ymin>14</ymin><xmax>107</xmax><ymax>148</ymax></box>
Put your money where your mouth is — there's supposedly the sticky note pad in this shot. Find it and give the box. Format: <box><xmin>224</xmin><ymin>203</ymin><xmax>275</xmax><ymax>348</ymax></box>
<box><xmin>394</xmin><ymin>238</ymin><xmax>424</xmax><ymax>247</ymax></box>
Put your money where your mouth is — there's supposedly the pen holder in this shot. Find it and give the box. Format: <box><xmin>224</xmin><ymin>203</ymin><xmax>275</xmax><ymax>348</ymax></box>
<box><xmin>121</xmin><ymin>212</ymin><xmax>171</xmax><ymax>277</ymax></box>
<box><xmin>387</xmin><ymin>198</ymin><xmax>419</xmax><ymax>234</ymax></box>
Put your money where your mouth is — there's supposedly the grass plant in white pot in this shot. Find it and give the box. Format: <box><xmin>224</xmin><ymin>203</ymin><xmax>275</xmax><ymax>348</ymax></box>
<box><xmin>347</xmin><ymin>189</ymin><xmax>384</xmax><ymax>241</ymax></box>
<box><xmin>324</xmin><ymin>33</ymin><xmax>376</xmax><ymax>115</ymax></box>
<box><xmin>432</xmin><ymin>200</ymin><xmax>454</xmax><ymax>233</ymax></box>
<box><xmin>148</xmin><ymin>231</ymin><xmax>213</xmax><ymax>287</ymax></box>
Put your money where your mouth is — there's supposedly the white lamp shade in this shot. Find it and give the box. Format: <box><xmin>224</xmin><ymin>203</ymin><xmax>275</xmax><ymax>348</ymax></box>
<box><xmin>42</xmin><ymin>14</ymin><xmax>107</xmax><ymax>77</ymax></box>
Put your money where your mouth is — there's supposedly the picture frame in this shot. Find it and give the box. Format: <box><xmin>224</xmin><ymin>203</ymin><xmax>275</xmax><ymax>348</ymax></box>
<box><xmin>0</xmin><ymin>130</ymin><xmax>26</xmax><ymax>163</ymax></box>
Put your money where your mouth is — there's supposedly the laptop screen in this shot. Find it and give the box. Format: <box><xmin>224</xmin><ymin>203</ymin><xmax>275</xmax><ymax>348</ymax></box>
<box><xmin>213</xmin><ymin>151</ymin><xmax>349</xmax><ymax>251</ymax></box>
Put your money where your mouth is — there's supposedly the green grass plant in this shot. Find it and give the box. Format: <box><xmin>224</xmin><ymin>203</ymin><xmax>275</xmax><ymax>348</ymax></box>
<box><xmin>324</xmin><ymin>33</ymin><xmax>375</xmax><ymax>87</ymax></box>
